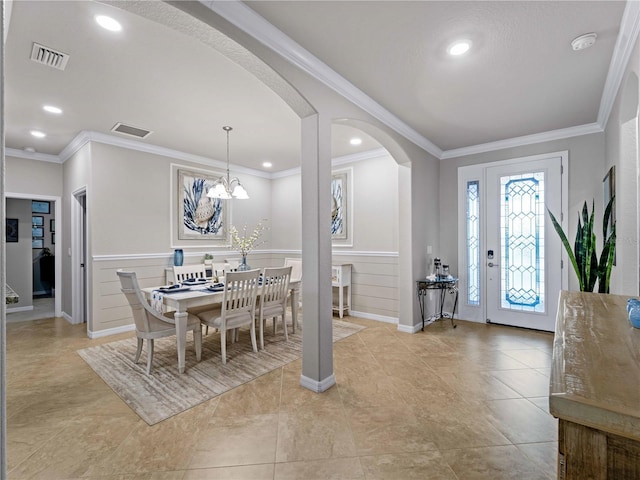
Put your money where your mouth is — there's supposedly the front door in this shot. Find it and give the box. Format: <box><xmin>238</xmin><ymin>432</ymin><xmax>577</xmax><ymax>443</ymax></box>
<box><xmin>457</xmin><ymin>152</ymin><xmax>566</xmax><ymax>332</ymax></box>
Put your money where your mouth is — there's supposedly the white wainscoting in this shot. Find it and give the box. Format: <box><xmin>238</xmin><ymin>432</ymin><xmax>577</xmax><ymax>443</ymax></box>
<box><xmin>91</xmin><ymin>250</ymin><xmax>399</xmax><ymax>336</ymax></box>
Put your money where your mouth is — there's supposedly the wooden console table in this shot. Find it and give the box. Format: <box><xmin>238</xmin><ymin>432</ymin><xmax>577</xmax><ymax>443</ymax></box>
<box><xmin>550</xmin><ymin>291</ymin><xmax>640</xmax><ymax>479</ymax></box>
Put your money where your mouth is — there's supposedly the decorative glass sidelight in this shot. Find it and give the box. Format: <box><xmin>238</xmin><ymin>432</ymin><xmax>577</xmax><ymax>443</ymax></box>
<box><xmin>466</xmin><ymin>181</ymin><xmax>480</xmax><ymax>305</ymax></box>
<box><xmin>500</xmin><ymin>172</ymin><xmax>545</xmax><ymax>312</ymax></box>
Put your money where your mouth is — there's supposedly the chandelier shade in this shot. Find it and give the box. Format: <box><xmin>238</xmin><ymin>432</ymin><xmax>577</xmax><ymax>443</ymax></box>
<box><xmin>207</xmin><ymin>126</ymin><xmax>249</xmax><ymax>200</ymax></box>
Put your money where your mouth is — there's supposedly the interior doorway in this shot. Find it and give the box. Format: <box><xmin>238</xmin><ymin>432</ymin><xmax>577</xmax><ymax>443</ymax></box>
<box><xmin>71</xmin><ymin>188</ymin><xmax>88</xmax><ymax>327</ymax></box>
<box><xmin>5</xmin><ymin>193</ymin><xmax>62</xmax><ymax>320</ymax></box>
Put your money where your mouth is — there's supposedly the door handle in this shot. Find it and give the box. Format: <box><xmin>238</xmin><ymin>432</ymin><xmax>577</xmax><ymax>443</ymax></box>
<box><xmin>488</xmin><ymin>262</ymin><xmax>499</xmax><ymax>267</ymax></box>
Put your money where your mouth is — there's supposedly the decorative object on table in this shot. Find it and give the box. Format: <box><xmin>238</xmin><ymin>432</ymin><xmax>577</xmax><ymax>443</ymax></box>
<box><xmin>547</xmin><ymin>197</ymin><xmax>616</xmax><ymax>293</ymax></box>
<box><xmin>6</xmin><ymin>218</ymin><xmax>18</xmax><ymax>242</ymax></box>
<box><xmin>206</xmin><ymin>126</ymin><xmax>249</xmax><ymax>200</ymax></box>
<box><xmin>628</xmin><ymin>298</ymin><xmax>640</xmax><ymax>328</ymax></box>
<box><xmin>77</xmin><ymin>318</ymin><xmax>364</xmax><ymax>425</ymax></box>
<box><xmin>173</xmin><ymin>248</ymin><xmax>184</xmax><ymax>266</ymax></box>
<box><xmin>203</xmin><ymin>253</ymin><xmax>214</xmax><ymax>267</ymax></box>
<box><xmin>229</xmin><ymin>222</ymin><xmax>266</xmax><ymax>271</ymax></box>
<box><xmin>176</xmin><ymin>167</ymin><xmax>227</xmax><ymax>242</ymax></box>
<box><xmin>331</xmin><ymin>168</ymin><xmax>352</xmax><ymax>245</ymax></box>
<box><xmin>603</xmin><ymin>166</ymin><xmax>616</xmax><ymax>265</ymax></box>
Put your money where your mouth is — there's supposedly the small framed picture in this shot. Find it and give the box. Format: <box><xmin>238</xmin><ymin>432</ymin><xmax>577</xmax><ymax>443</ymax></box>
<box><xmin>32</xmin><ymin>238</ymin><xmax>43</xmax><ymax>249</ymax></box>
<box><xmin>51</xmin><ymin>233</ymin><xmax>55</xmax><ymax>245</ymax></box>
<box><xmin>32</xmin><ymin>200</ymin><xmax>50</xmax><ymax>214</ymax></box>
<box><xmin>32</xmin><ymin>216</ymin><xmax>44</xmax><ymax>226</ymax></box>
<box><xmin>6</xmin><ymin>219</ymin><xmax>18</xmax><ymax>242</ymax></box>
<box><xmin>50</xmin><ymin>219</ymin><xmax>55</xmax><ymax>232</ymax></box>
<box><xmin>32</xmin><ymin>227</ymin><xmax>44</xmax><ymax>237</ymax></box>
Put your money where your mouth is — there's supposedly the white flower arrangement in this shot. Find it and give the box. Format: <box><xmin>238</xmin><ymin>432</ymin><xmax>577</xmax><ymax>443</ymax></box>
<box><xmin>229</xmin><ymin>222</ymin><xmax>266</xmax><ymax>257</ymax></box>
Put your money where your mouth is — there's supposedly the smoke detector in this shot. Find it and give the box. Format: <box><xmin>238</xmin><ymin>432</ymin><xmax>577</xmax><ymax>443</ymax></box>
<box><xmin>571</xmin><ymin>33</ymin><xmax>597</xmax><ymax>51</ymax></box>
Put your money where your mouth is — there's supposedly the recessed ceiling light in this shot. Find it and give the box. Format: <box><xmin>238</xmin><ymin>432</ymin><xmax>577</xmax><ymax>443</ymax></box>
<box><xmin>30</xmin><ymin>130</ymin><xmax>46</xmax><ymax>138</ymax></box>
<box><xmin>571</xmin><ymin>32</ymin><xmax>597</xmax><ymax>51</ymax></box>
<box><xmin>95</xmin><ymin>15</ymin><xmax>122</xmax><ymax>32</ymax></box>
<box><xmin>43</xmin><ymin>105</ymin><xmax>62</xmax><ymax>114</ymax></box>
<box><xmin>262</xmin><ymin>161</ymin><xmax>273</xmax><ymax>168</ymax></box>
<box><xmin>350</xmin><ymin>137</ymin><xmax>363</xmax><ymax>146</ymax></box>
<box><xmin>447</xmin><ymin>40</ymin><xmax>471</xmax><ymax>56</ymax></box>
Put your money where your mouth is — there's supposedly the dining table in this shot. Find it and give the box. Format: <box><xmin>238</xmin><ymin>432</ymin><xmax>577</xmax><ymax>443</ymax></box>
<box><xmin>142</xmin><ymin>279</ymin><xmax>301</xmax><ymax>373</ymax></box>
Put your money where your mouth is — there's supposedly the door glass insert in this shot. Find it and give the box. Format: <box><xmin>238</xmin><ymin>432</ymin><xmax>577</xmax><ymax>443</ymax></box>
<box><xmin>500</xmin><ymin>172</ymin><xmax>545</xmax><ymax>313</ymax></box>
<box><xmin>466</xmin><ymin>180</ymin><xmax>480</xmax><ymax>305</ymax></box>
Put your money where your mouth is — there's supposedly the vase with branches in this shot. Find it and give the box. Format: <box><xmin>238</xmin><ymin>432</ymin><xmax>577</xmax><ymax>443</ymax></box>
<box><xmin>229</xmin><ymin>222</ymin><xmax>266</xmax><ymax>271</ymax></box>
<box><xmin>547</xmin><ymin>197</ymin><xmax>616</xmax><ymax>293</ymax></box>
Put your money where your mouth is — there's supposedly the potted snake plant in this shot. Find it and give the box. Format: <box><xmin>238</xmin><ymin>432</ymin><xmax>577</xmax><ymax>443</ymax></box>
<box><xmin>547</xmin><ymin>196</ymin><xmax>616</xmax><ymax>293</ymax></box>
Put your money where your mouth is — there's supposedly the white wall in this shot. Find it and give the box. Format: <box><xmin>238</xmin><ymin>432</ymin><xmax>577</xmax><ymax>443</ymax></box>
<box><xmin>271</xmin><ymin>153</ymin><xmax>401</xmax><ymax>320</ymax></box>
<box><xmin>605</xmin><ymin>33</ymin><xmax>640</xmax><ymax>296</ymax></box>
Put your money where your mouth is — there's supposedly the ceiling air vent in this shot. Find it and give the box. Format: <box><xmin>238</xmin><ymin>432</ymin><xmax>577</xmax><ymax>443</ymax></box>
<box><xmin>30</xmin><ymin>42</ymin><xmax>70</xmax><ymax>71</ymax></box>
<box><xmin>111</xmin><ymin>123</ymin><xmax>153</xmax><ymax>139</ymax></box>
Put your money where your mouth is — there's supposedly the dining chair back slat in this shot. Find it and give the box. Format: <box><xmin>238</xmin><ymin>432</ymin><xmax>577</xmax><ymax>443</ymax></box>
<box><xmin>173</xmin><ymin>264</ymin><xmax>207</xmax><ymax>283</ymax></box>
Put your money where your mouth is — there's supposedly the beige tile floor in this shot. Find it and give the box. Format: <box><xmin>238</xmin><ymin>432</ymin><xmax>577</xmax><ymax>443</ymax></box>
<box><xmin>6</xmin><ymin>315</ymin><xmax>557</xmax><ymax>479</ymax></box>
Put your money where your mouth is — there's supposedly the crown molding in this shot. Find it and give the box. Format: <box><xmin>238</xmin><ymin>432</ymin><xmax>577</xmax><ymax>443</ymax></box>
<box><xmin>440</xmin><ymin>123</ymin><xmax>603</xmax><ymax>160</ymax></box>
<box><xmin>5</xmin><ymin>148</ymin><xmax>62</xmax><ymax>163</ymax></box>
<box><xmin>203</xmin><ymin>0</ymin><xmax>442</xmax><ymax>159</ymax></box>
<box><xmin>598</xmin><ymin>0</ymin><xmax>640</xmax><ymax>129</ymax></box>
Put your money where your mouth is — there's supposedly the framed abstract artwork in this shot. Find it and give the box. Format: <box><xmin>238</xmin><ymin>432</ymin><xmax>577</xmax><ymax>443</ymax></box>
<box><xmin>32</xmin><ymin>200</ymin><xmax>50</xmax><ymax>214</ymax></box>
<box><xmin>32</xmin><ymin>227</ymin><xmax>44</xmax><ymax>238</ymax></box>
<box><xmin>175</xmin><ymin>167</ymin><xmax>228</xmax><ymax>242</ymax></box>
<box><xmin>6</xmin><ymin>219</ymin><xmax>18</xmax><ymax>242</ymax></box>
<box><xmin>32</xmin><ymin>238</ymin><xmax>43</xmax><ymax>249</ymax></box>
<box><xmin>331</xmin><ymin>168</ymin><xmax>353</xmax><ymax>246</ymax></box>
<box><xmin>32</xmin><ymin>216</ymin><xmax>44</xmax><ymax>226</ymax></box>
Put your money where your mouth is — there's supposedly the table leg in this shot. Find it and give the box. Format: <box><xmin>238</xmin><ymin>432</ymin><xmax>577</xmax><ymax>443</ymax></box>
<box><xmin>174</xmin><ymin>310</ymin><xmax>188</xmax><ymax>374</ymax></box>
<box><xmin>290</xmin><ymin>287</ymin><xmax>299</xmax><ymax>333</ymax></box>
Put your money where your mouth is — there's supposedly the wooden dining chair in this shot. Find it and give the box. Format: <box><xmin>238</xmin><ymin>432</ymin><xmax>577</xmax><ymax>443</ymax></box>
<box><xmin>173</xmin><ymin>264</ymin><xmax>207</xmax><ymax>283</ymax></box>
<box><xmin>284</xmin><ymin>257</ymin><xmax>302</xmax><ymax>332</ymax></box>
<box><xmin>117</xmin><ymin>270</ymin><xmax>202</xmax><ymax>374</ymax></box>
<box><xmin>196</xmin><ymin>269</ymin><xmax>261</xmax><ymax>364</ymax></box>
<box><xmin>256</xmin><ymin>266</ymin><xmax>292</xmax><ymax>350</ymax></box>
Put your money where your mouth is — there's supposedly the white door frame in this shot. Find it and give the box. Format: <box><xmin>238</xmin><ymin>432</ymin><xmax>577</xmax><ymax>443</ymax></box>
<box><xmin>71</xmin><ymin>187</ymin><xmax>88</xmax><ymax>329</ymax></box>
<box><xmin>457</xmin><ymin>151</ymin><xmax>569</xmax><ymax>325</ymax></box>
<box><xmin>5</xmin><ymin>192</ymin><xmax>62</xmax><ymax>318</ymax></box>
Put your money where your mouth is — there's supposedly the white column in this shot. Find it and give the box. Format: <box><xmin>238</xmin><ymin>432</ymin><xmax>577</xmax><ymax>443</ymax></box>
<box><xmin>299</xmin><ymin>113</ymin><xmax>335</xmax><ymax>392</ymax></box>
<box><xmin>397</xmin><ymin>163</ymin><xmax>416</xmax><ymax>331</ymax></box>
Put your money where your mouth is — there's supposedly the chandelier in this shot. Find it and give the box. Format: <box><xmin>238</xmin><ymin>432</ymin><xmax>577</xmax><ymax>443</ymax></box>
<box><xmin>207</xmin><ymin>126</ymin><xmax>249</xmax><ymax>200</ymax></box>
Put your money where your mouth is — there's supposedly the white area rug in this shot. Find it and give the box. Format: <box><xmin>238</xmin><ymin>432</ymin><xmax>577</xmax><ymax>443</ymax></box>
<box><xmin>78</xmin><ymin>320</ymin><xmax>364</xmax><ymax>425</ymax></box>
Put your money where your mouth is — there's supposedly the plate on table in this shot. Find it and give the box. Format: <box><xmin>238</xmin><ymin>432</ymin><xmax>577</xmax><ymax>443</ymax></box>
<box><xmin>182</xmin><ymin>278</ymin><xmax>207</xmax><ymax>285</ymax></box>
<box><xmin>158</xmin><ymin>285</ymin><xmax>191</xmax><ymax>293</ymax></box>
<box><xmin>207</xmin><ymin>283</ymin><xmax>225</xmax><ymax>292</ymax></box>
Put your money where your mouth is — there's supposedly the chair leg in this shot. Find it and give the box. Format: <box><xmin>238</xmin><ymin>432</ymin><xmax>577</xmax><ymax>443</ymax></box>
<box><xmin>194</xmin><ymin>328</ymin><xmax>202</xmax><ymax>362</ymax></box>
<box><xmin>221</xmin><ymin>329</ymin><xmax>227</xmax><ymax>365</ymax></box>
<box><xmin>282</xmin><ymin>314</ymin><xmax>289</xmax><ymax>342</ymax></box>
<box><xmin>250</xmin><ymin>316</ymin><xmax>258</xmax><ymax>353</ymax></box>
<box><xmin>134</xmin><ymin>338</ymin><xmax>143</xmax><ymax>363</ymax></box>
<box><xmin>259</xmin><ymin>317</ymin><xmax>265</xmax><ymax>350</ymax></box>
<box><xmin>272</xmin><ymin>318</ymin><xmax>277</xmax><ymax>335</ymax></box>
<box><xmin>146</xmin><ymin>339</ymin><xmax>154</xmax><ymax>375</ymax></box>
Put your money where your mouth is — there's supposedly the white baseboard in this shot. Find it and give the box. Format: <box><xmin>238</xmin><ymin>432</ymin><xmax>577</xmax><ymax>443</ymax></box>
<box><xmin>300</xmin><ymin>373</ymin><xmax>336</xmax><ymax>392</ymax></box>
<box><xmin>62</xmin><ymin>311</ymin><xmax>82</xmax><ymax>325</ymax></box>
<box><xmin>397</xmin><ymin>323</ymin><xmax>423</xmax><ymax>334</ymax></box>
<box><xmin>6</xmin><ymin>305</ymin><xmax>34</xmax><ymax>313</ymax></box>
<box><xmin>348</xmin><ymin>310</ymin><xmax>398</xmax><ymax>324</ymax></box>
<box><xmin>88</xmin><ymin>323</ymin><xmax>135</xmax><ymax>339</ymax></box>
